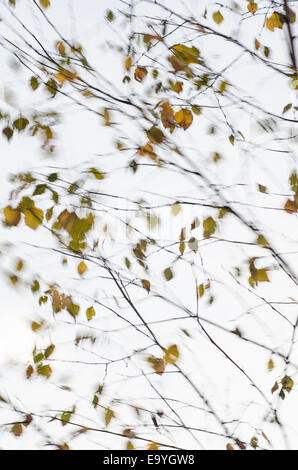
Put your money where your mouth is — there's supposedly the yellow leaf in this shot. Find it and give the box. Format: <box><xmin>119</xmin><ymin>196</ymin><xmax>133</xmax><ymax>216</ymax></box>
<box><xmin>198</xmin><ymin>284</ymin><xmax>205</xmax><ymax>297</ymax></box>
<box><xmin>77</xmin><ymin>261</ymin><xmax>87</xmax><ymax>276</ymax></box>
<box><xmin>125</xmin><ymin>57</ymin><xmax>132</xmax><ymax>71</ymax></box>
<box><xmin>226</xmin><ymin>443</ymin><xmax>234</xmax><ymax>450</ymax></box>
<box><xmin>3</xmin><ymin>206</ymin><xmax>21</xmax><ymax>226</ymax></box>
<box><xmin>169</xmin><ymin>80</ymin><xmax>183</xmax><ymax>94</ymax></box>
<box><xmin>247</xmin><ymin>3</ymin><xmax>258</xmax><ymax>14</ymax></box>
<box><xmin>24</xmin><ymin>207</ymin><xmax>44</xmax><ymax>230</ymax></box>
<box><xmin>268</xmin><ymin>358</ymin><xmax>274</xmax><ymax>371</ymax></box>
<box><xmin>174</xmin><ymin>109</ymin><xmax>193</xmax><ymax>130</ymax></box>
<box><xmin>148</xmin><ymin>442</ymin><xmax>159</xmax><ymax>450</ymax></box>
<box><xmin>126</xmin><ymin>441</ymin><xmax>135</xmax><ymax>450</ymax></box>
<box><xmin>266</xmin><ymin>12</ymin><xmax>284</xmax><ymax>31</ymax></box>
<box><xmin>86</xmin><ymin>306</ymin><xmax>96</xmax><ymax>321</ymax></box>
<box><xmin>134</xmin><ymin>67</ymin><xmax>147</xmax><ymax>82</ymax></box>
<box><xmin>213</xmin><ymin>11</ymin><xmax>224</xmax><ymax>24</ymax></box>
<box><xmin>171</xmin><ymin>44</ymin><xmax>201</xmax><ymax>65</ymax></box>
<box><xmin>56</xmin><ymin>41</ymin><xmax>66</xmax><ymax>55</ymax></box>
<box><xmin>138</xmin><ymin>143</ymin><xmax>156</xmax><ymax>160</ymax></box>
<box><xmin>164</xmin><ymin>344</ymin><xmax>179</xmax><ymax>365</ymax></box>
<box><xmin>40</xmin><ymin>0</ymin><xmax>50</xmax><ymax>8</ymax></box>
<box><xmin>11</xmin><ymin>423</ymin><xmax>23</xmax><ymax>437</ymax></box>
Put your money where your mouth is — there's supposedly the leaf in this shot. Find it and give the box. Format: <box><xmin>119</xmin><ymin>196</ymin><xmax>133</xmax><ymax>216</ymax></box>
<box><xmin>13</xmin><ymin>117</ymin><xmax>29</xmax><ymax>132</ymax></box>
<box><xmin>268</xmin><ymin>358</ymin><xmax>274</xmax><ymax>371</ymax></box>
<box><xmin>271</xmin><ymin>381</ymin><xmax>279</xmax><ymax>394</ymax></box>
<box><xmin>179</xmin><ymin>242</ymin><xmax>185</xmax><ymax>255</ymax></box>
<box><xmin>30</xmin><ymin>76</ymin><xmax>39</xmax><ymax>90</ymax></box>
<box><xmin>282</xmin><ymin>103</ymin><xmax>292</xmax><ymax>114</ymax></box>
<box><xmin>11</xmin><ymin>423</ymin><xmax>23</xmax><ymax>437</ymax></box>
<box><xmin>147</xmin><ymin>356</ymin><xmax>165</xmax><ymax>375</ymax></box>
<box><xmin>250</xmin><ymin>436</ymin><xmax>258</xmax><ymax>449</ymax></box>
<box><xmin>147</xmin><ymin>126</ymin><xmax>165</xmax><ymax>144</ymax></box>
<box><xmin>89</xmin><ymin>167</ymin><xmax>105</xmax><ymax>180</ymax></box>
<box><xmin>213</xmin><ymin>11</ymin><xmax>224</xmax><ymax>24</ymax></box>
<box><xmin>148</xmin><ymin>442</ymin><xmax>159</xmax><ymax>450</ymax></box>
<box><xmin>247</xmin><ymin>3</ymin><xmax>258</xmax><ymax>14</ymax></box>
<box><xmin>105</xmin><ymin>408</ymin><xmax>115</xmax><ymax>426</ymax></box>
<box><xmin>164</xmin><ymin>267</ymin><xmax>173</xmax><ymax>281</ymax></box>
<box><xmin>56</xmin><ymin>41</ymin><xmax>66</xmax><ymax>55</ymax></box>
<box><xmin>164</xmin><ymin>344</ymin><xmax>179</xmax><ymax>365</ymax></box>
<box><xmin>160</xmin><ymin>101</ymin><xmax>175</xmax><ymax>130</ymax></box>
<box><xmin>67</xmin><ymin>302</ymin><xmax>80</xmax><ymax>318</ymax></box>
<box><xmin>171</xmin><ymin>44</ymin><xmax>200</xmax><ymax>61</ymax></box>
<box><xmin>26</xmin><ymin>365</ymin><xmax>34</xmax><ymax>379</ymax></box>
<box><xmin>258</xmin><ymin>183</ymin><xmax>267</xmax><ymax>193</ymax></box>
<box><xmin>34</xmin><ymin>353</ymin><xmax>44</xmax><ymax>364</ymax></box>
<box><xmin>284</xmin><ymin>198</ymin><xmax>297</xmax><ymax>213</ymax></box>
<box><xmin>229</xmin><ymin>134</ymin><xmax>235</xmax><ymax>146</ymax></box>
<box><xmin>281</xmin><ymin>375</ymin><xmax>293</xmax><ymax>392</ymax></box>
<box><xmin>141</xmin><ymin>279</ymin><xmax>151</xmax><ymax>293</ymax></box>
<box><xmin>2</xmin><ymin>127</ymin><xmax>13</xmax><ymax>141</ymax></box>
<box><xmin>61</xmin><ymin>411</ymin><xmax>71</xmax><ymax>426</ymax></box>
<box><xmin>40</xmin><ymin>0</ymin><xmax>50</xmax><ymax>7</ymax></box>
<box><xmin>198</xmin><ymin>284</ymin><xmax>204</xmax><ymax>297</ymax></box>
<box><xmin>171</xmin><ymin>203</ymin><xmax>181</xmax><ymax>216</ymax></box>
<box><xmin>174</xmin><ymin>109</ymin><xmax>193</xmax><ymax>130</ymax></box>
<box><xmin>226</xmin><ymin>443</ymin><xmax>234</xmax><ymax>450</ymax></box>
<box><xmin>3</xmin><ymin>206</ymin><xmax>21</xmax><ymax>226</ymax></box>
<box><xmin>86</xmin><ymin>306</ymin><xmax>96</xmax><ymax>321</ymax></box>
<box><xmin>134</xmin><ymin>67</ymin><xmax>148</xmax><ymax>82</ymax></box>
<box><xmin>24</xmin><ymin>207</ymin><xmax>44</xmax><ymax>230</ymax></box>
<box><xmin>31</xmin><ymin>280</ymin><xmax>40</xmax><ymax>292</ymax></box>
<box><xmin>126</xmin><ymin>441</ymin><xmax>135</xmax><ymax>450</ymax></box>
<box><xmin>77</xmin><ymin>261</ymin><xmax>87</xmax><ymax>276</ymax></box>
<box><xmin>37</xmin><ymin>364</ymin><xmax>52</xmax><ymax>378</ymax></box>
<box><xmin>256</xmin><ymin>235</ymin><xmax>269</xmax><ymax>247</ymax></box>
<box><xmin>203</xmin><ymin>217</ymin><xmax>216</xmax><ymax>238</ymax></box>
<box><xmin>249</xmin><ymin>258</ymin><xmax>270</xmax><ymax>285</ymax></box>
<box><xmin>45</xmin><ymin>344</ymin><xmax>55</xmax><ymax>358</ymax></box>
<box><xmin>266</xmin><ymin>12</ymin><xmax>284</xmax><ymax>31</ymax></box>
<box><xmin>169</xmin><ymin>80</ymin><xmax>183</xmax><ymax>93</ymax></box>
<box><xmin>125</xmin><ymin>57</ymin><xmax>132</xmax><ymax>70</ymax></box>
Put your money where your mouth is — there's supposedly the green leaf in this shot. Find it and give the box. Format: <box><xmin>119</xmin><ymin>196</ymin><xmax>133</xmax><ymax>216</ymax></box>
<box><xmin>89</xmin><ymin>167</ymin><xmax>105</xmax><ymax>180</ymax></box>
<box><xmin>30</xmin><ymin>76</ymin><xmax>39</xmax><ymax>90</ymax></box>
<box><xmin>164</xmin><ymin>267</ymin><xmax>173</xmax><ymax>281</ymax></box>
<box><xmin>34</xmin><ymin>352</ymin><xmax>44</xmax><ymax>363</ymax></box>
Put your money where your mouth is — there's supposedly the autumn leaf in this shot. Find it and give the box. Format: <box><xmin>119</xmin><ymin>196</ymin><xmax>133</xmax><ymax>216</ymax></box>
<box><xmin>147</xmin><ymin>126</ymin><xmax>165</xmax><ymax>144</ymax></box>
<box><xmin>164</xmin><ymin>344</ymin><xmax>179</xmax><ymax>365</ymax></box>
<box><xmin>174</xmin><ymin>109</ymin><xmax>193</xmax><ymax>130</ymax></box>
<box><xmin>3</xmin><ymin>206</ymin><xmax>21</xmax><ymax>226</ymax></box>
<box><xmin>23</xmin><ymin>207</ymin><xmax>44</xmax><ymax>230</ymax></box>
<box><xmin>141</xmin><ymin>279</ymin><xmax>151</xmax><ymax>293</ymax></box>
<box><xmin>203</xmin><ymin>217</ymin><xmax>216</xmax><ymax>238</ymax></box>
<box><xmin>40</xmin><ymin>0</ymin><xmax>50</xmax><ymax>8</ymax></box>
<box><xmin>11</xmin><ymin>423</ymin><xmax>23</xmax><ymax>437</ymax></box>
<box><xmin>105</xmin><ymin>408</ymin><xmax>115</xmax><ymax>426</ymax></box>
<box><xmin>77</xmin><ymin>261</ymin><xmax>87</xmax><ymax>276</ymax></box>
<box><xmin>134</xmin><ymin>67</ymin><xmax>148</xmax><ymax>82</ymax></box>
<box><xmin>86</xmin><ymin>306</ymin><xmax>96</xmax><ymax>321</ymax></box>
<box><xmin>160</xmin><ymin>101</ymin><xmax>175</xmax><ymax>130</ymax></box>
<box><xmin>213</xmin><ymin>11</ymin><xmax>224</xmax><ymax>24</ymax></box>
<box><xmin>247</xmin><ymin>3</ymin><xmax>258</xmax><ymax>14</ymax></box>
